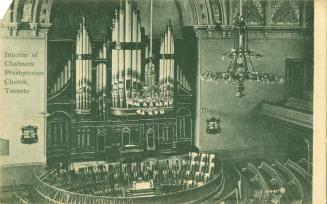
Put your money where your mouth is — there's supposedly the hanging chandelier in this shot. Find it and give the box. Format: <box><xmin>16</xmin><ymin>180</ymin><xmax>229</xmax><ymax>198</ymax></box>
<box><xmin>134</xmin><ymin>0</ymin><xmax>173</xmax><ymax>116</ymax></box>
<box><xmin>133</xmin><ymin>84</ymin><xmax>172</xmax><ymax>116</ymax></box>
<box><xmin>201</xmin><ymin>0</ymin><xmax>283</xmax><ymax>97</ymax></box>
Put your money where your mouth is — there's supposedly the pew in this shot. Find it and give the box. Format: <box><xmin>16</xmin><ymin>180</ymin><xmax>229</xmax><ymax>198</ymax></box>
<box><xmin>259</xmin><ymin>162</ymin><xmax>283</xmax><ymax>188</ymax></box>
<box><xmin>272</xmin><ymin>161</ymin><xmax>304</xmax><ymax>203</ymax></box>
<box><xmin>297</xmin><ymin>158</ymin><xmax>312</xmax><ymax>173</ymax></box>
<box><xmin>285</xmin><ymin>159</ymin><xmax>312</xmax><ymax>184</ymax></box>
<box><xmin>247</xmin><ymin>163</ymin><xmax>269</xmax><ymax>202</ymax></box>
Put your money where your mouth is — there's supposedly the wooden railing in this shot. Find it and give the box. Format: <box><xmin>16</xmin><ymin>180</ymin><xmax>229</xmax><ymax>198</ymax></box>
<box><xmin>33</xmin><ymin>169</ymin><xmax>223</xmax><ymax>204</ymax></box>
<box><xmin>12</xmin><ymin>185</ymin><xmax>29</xmax><ymax>204</ymax></box>
<box><xmin>202</xmin><ymin>167</ymin><xmax>240</xmax><ymax>204</ymax></box>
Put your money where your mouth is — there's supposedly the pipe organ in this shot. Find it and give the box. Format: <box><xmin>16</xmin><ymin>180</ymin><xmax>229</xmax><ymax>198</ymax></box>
<box><xmin>47</xmin><ymin>0</ymin><xmax>196</xmax><ymax>162</ymax></box>
<box><xmin>50</xmin><ymin>58</ymin><xmax>72</xmax><ymax>96</ymax></box>
<box><xmin>75</xmin><ymin>17</ymin><xmax>92</xmax><ymax>114</ymax></box>
<box><xmin>177</xmin><ymin>65</ymin><xmax>191</xmax><ymax>92</ymax></box>
<box><xmin>160</xmin><ymin>21</ymin><xmax>175</xmax><ymax>107</ymax></box>
<box><xmin>49</xmin><ymin>0</ymin><xmax>192</xmax><ymax>117</ymax></box>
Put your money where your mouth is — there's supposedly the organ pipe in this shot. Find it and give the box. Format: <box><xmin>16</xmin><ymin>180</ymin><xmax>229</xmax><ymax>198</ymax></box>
<box><xmin>136</xmin><ymin>12</ymin><xmax>142</xmax><ymax>87</ymax></box>
<box><xmin>159</xmin><ymin>36</ymin><xmax>164</xmax><ymax>88</ymax></box>
<box><xmin>131</xmin><ymin>9</ymin><xmax>138</xmax><ymax>98</ymax></box>
<box><xmin>50</xmin><ymin>58</ymin><xmax>72</xmax><ymax>96</ymax></box>
<box><xmin>112</xmin><ymin>11</ymin><xmax>119</xmax><ymax>108</ymax></box>
<box><xmin>57</xmin><ymin>77</ymin><xmax>60</xmax><ymax>92</ymax></box>
<box><xmin>160</xmin><ymin>20</ymin><xmax>175</xmax><ymax>106</ymax></box>
<box><xmin>64</xmin><ymin>64</ymin><xmax>68</xmax><ymax>84</ymax></box>
<box><xmin>68</xmin><ymin>59</ymin><xmax>71</xmax><ymax>79</ymax></box>
<box><xmin>96</xmin><ymin>42</ymin><xmax>108</xmax><ymax>120</ymax></box>
<box><xmin>75</xmin><ymin>17</ymin><xmax>92</xmax><ymax>114</ymax></box>
<box><xmin>125</xmin><ymin>0</ymin><xmax>132</xmax><ymax>104</ymax></box>
<box><xmin>118</xmin><ymin>2</ymin><xmax>125</xmax><ymax>108</ymax></box>
<box><xmin>111</xmin><ymin>0</ymin><xmax>142</xmax><ymax>109</ymax></box>
<box><xmin>61</xmin><ymin>71</ymin><xmax>64</xmax><ymax>88</ymax></box>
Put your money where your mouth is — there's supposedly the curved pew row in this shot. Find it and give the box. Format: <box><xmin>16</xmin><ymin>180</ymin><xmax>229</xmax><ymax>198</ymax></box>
<box><xmin>284</xmin><ymin>160</ymin><xmax>312</xmax><ymax>204</ymax></box>
<box><xmin>202</xmin><ymin>167</ymin><xmax>241</xmax><ymax>204</ymax></box>
<box><xmin>237</xmin><ymin>163</ymin><xmax>269</xmax><ymax>204</ymax></box>
<box><xmin>272</xmin><ymin>161</ymin><xmax>305</xmax><ymax>204</ymax></box>
<box><xmin>238</xmin><ymin>169</ymin><xmax>260</xmax><ymax>204</ymax></box>
<box><xmin>195</xmin><ymin>171</ymin><xmax>225</xmax><ymax>204</ymax></box>
<box><xmin>259</xmin><ymin>162</ymin><xmax>283</xmax><ymax>188</ymax></box>
<box><xmin>285</xmin><ymin>159</ymin><xmax>312</xmax><ymax>184</ymax></box>
<box><xmin>296</xmin><ymin>158</ymin><xmax>312</xmax><ymax>174</ymax></box>
<box><xmin>258</xmin><ymin>162</ymin><xmax>287</xmax><ymax>204</ymax></box>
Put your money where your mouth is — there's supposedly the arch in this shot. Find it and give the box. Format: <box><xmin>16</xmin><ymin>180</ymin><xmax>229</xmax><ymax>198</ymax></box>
<box><xmin>13</xmin><ymin>0</ymin><xmax>21</xmax><ymax>22</ymax></box>
<box><xmin>21</xmin><ymin>0</ymin><xmax>33</xmax><ymax>22</ymax></box>
<box><xmin>47</xmin><ymin>111</ymin><xmax>71</xmax><ymax>147</ymax></box>
<box><xmin>48</xmin><ymin>111</ymin><xmax>72</xmax><ymax>119</ymax></box>
<box><xmin>159</xmin><ymin>123</ymin><xmax>169</xmax><ymax>144</ymax></box>
<box><xmin>146</xmin><ymin>128</ymin><xmax>156</xmax><ymax>150</ymax></box>
<box><xmin>6</xmin><ymin>0</ymin><xmax>216</xmax><ymax>26</ymax></box>
<box><xmin>176</xmin><ymin>107</ymin><xmax>192</xmax><ymax>140</ymax></box>
<box><xmin>38</xmin><ymin>0</ymin><xmax>53</xmax><ymax>24</ymax></box>
<box><xmin>121</xmin><ymin>127</ymin><xmax>131</xmax><ymax>146</ymax></box>
<box><xmin>32</xmin><ymin>0</ymin><xmax>40</xmax><ymax>22</ymax></box>
<box><xmin>174</xmin><ymin>0</ymin><xmax>197</xmax><ymax>26</ymax></box>
<box><xmin>176</xmin><ymin>107</ymin><xmax>192</xmax><ymax>116</ymax></box>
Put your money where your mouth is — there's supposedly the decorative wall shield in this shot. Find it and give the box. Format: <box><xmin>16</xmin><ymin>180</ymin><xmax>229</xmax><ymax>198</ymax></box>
<box><xmin>21</xmin><ymin>125</ymin><xmax>38</xmax><ymax>144</ymax></box>
<box><xmin>206</xmin><ymin>117</ymin><xmax>221</xmax><ymax>134</ymax></box>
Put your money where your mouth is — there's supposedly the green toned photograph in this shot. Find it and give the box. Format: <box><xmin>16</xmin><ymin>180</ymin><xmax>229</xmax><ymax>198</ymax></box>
<box><xmin>0</xmin><ymin>0</ymin><xmax>315</xmax><ymax>203</ymax></box>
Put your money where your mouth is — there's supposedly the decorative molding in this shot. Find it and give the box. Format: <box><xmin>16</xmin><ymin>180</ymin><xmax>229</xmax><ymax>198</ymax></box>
<box><xmin>1</xmin><ymin>23</ymin><xmax>51</xmax><ymax>38</ymax></box>
<box><xmin>232</xmin><ymin>0</ymin><xmax>265</xmax><ymax>26</ymax></box>
<box><xmin>38</xmin><ymin>0</ymin><xmax>53</xmax><ymax>24</ymax></box>
<box><xmin>193</xmin><ymin>25</ymin><xmax>312</xmax><ymax>39</ymax></box>
<box><xmin>0</xmin><ymin>0</ymin><xmax>52</xmax><ymax>38</ymax></box>
<box><xmin>0</xmin><ymin>161</ymin><xmax>46</xmax><ymax>168</ymax></box>
<box><xmin>261</xmin><ymin>103</ymin><xmax>312</xmax><ymax>129</ymax></box>
<box><xmin>270</xmin><ymin>0</ymin><xmax>301</xmax><ymax>26</ymax></box>
<box><xmin>191</xmin><ymin>0</ymin><xmax>214</xmax><ymax>25</ymax></box>
<box><xmin>6</xmin><ymin>22</ymin><xmax>20</xmax><ymax>36</ymax></box>
<box><xmin>29</xmin><ymin>22</ymin><xmax>38</xmax><ymax>36</ymax></box>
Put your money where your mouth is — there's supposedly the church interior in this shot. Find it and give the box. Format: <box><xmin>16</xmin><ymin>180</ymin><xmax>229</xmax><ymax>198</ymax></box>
<box><xmin>0</xmin><ymin>0</ymin><xmax>313</xmax><ymax>203</ymax></box>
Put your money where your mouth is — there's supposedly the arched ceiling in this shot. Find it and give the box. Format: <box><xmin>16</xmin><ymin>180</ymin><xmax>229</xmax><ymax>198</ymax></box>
<box><xmin>1</xmin><ymin>0</ymin><xmax>313</xmax><ymax>38</ymax></box>
<box><xmin>1</xmin><ymin>0</ymin><xmax>216</xmax><ymax>39</ymax></box>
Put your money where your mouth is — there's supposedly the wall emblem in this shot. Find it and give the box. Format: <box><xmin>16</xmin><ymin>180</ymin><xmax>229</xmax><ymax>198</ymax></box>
<box><xmin>206</xmin><ymin>117</ymin><xmax>221</xmax><ymax>134</ymax></box>
<box><xmin>21</xmin><ymin>125</ymin><xmax>38</xmax><ymax>144</ymax></box>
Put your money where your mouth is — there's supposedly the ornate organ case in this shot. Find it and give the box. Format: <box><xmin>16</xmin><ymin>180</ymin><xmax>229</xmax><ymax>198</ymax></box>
<box><xmin>46</xmin><ymin>0</ymin><xmax>195</xmax><ymax>165</ymax></box>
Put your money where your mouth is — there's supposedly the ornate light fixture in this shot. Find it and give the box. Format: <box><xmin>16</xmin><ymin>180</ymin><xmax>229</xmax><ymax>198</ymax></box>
<box><xmin>133</xmin><ymin>84</ymin><xmax>171</xmax><ymax>116</ymax></box>
<box><xmin>201</xmin><ymin>0</ymin><xmax>283</xmax><ymax>97</ymax></box>
<box><xmin>134</xmin><ymin>0</ymin><xmax>172</xmax><ymax>116</ymax></box>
